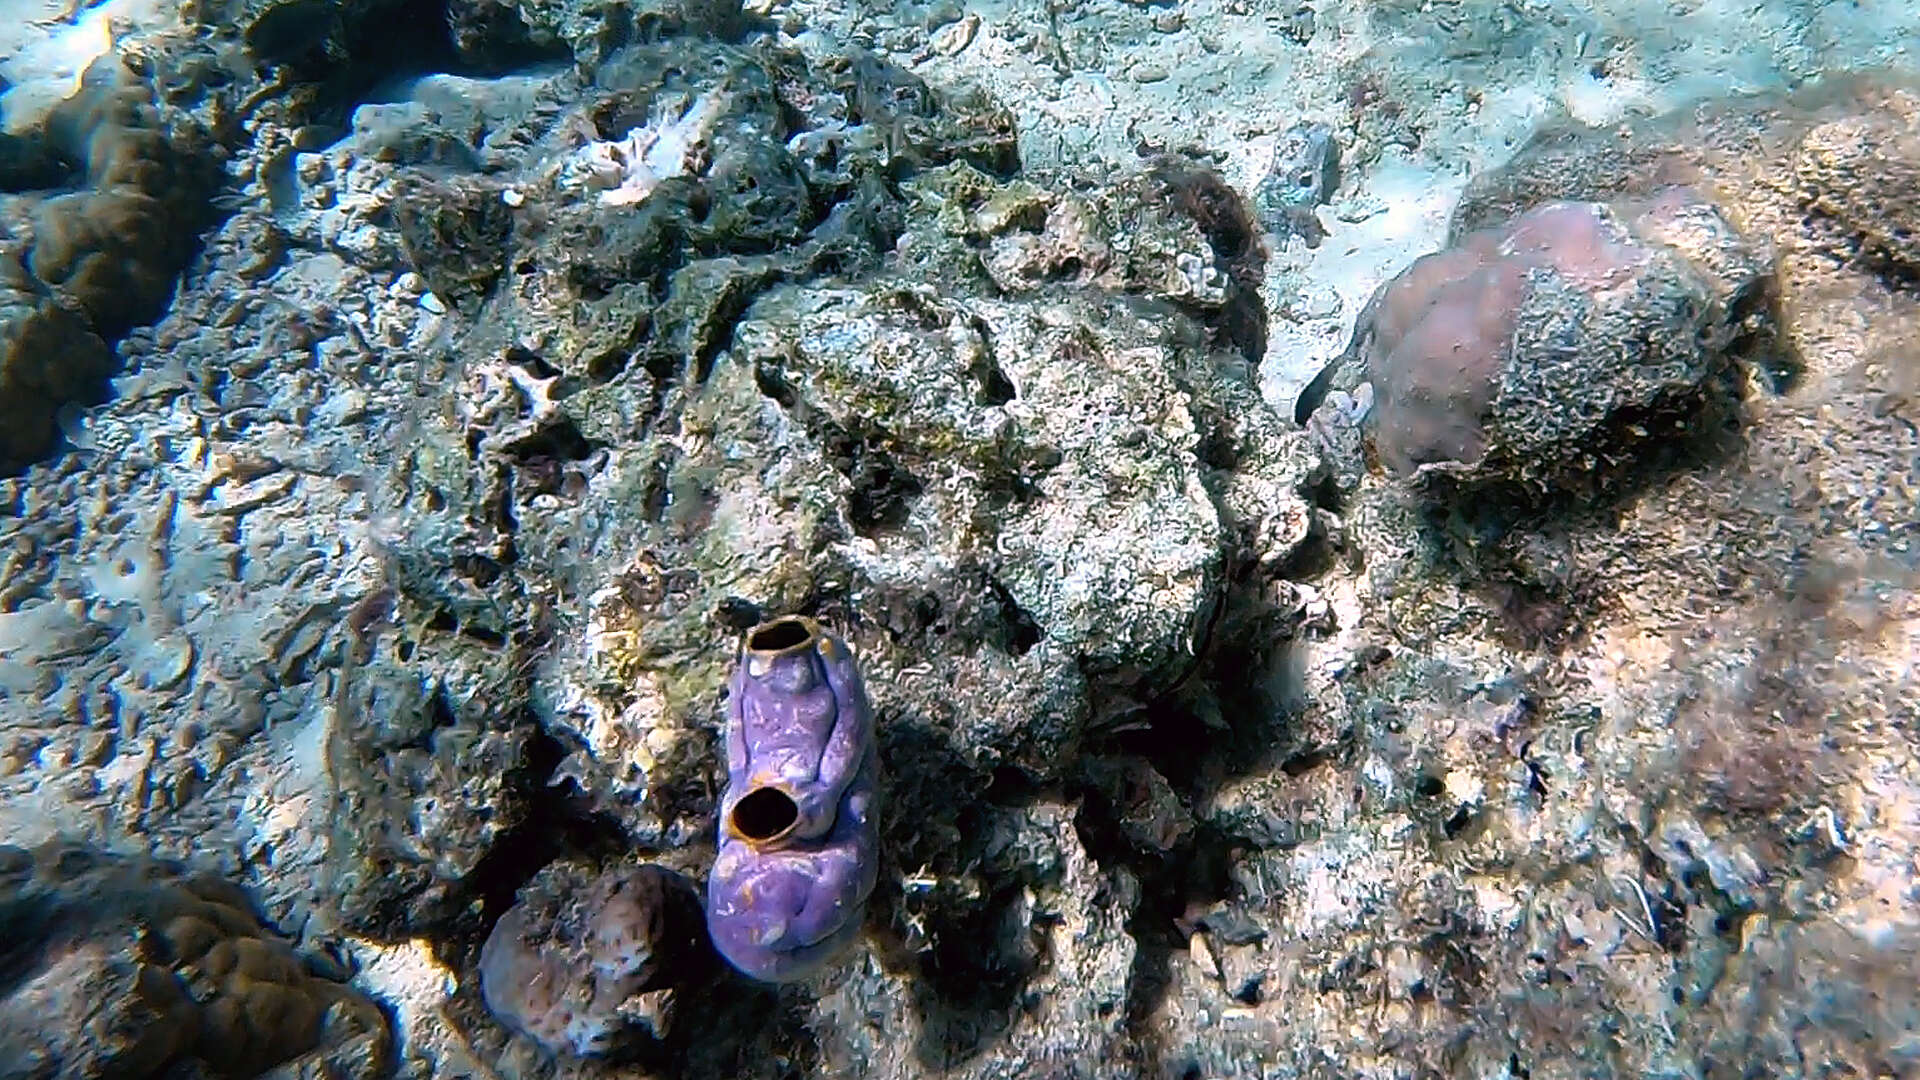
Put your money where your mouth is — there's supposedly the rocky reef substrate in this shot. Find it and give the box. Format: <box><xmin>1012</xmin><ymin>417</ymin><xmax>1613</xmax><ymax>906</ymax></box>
<box><xmin>0</xmin><ymin>0</ymin><xmax>1916</xmax><ymax>1077</ymax></box>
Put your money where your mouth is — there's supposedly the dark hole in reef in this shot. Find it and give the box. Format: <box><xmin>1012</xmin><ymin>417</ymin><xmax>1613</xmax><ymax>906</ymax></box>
<box><xmin>461</xmin><ymin>623</ymin><xmax>508</xmax><ymax>648</ymax></box>
<box><xmin>824</xmin><ymin>431</ymin><xmax>921</xmax><ymax>535</ymax></box>
<box><xmin>732</xmin><ymin>786</ymin><xmax>801</xmax><ymax>843</ymax></box>
<box><xmin>1281</xmin><ymin>746</ymin><xmax>1333</xmax><ymax>776</ymax></box>
<box><xmin>453</xmin><ymin>552</ymin><xmax>501</xmax><ymax>587</ymax></box>
<box><xmin>586</xmin><ymin>347</ymin><xmax>631</xmax><ymax>384</ymax></box>
<box><xmin>1145</xmin><ymin>158</ymin><xmax>1270</xmax><ymax>363</ymax></box>
<box><xmin>501</xmin><ymin>416</ymin><xmax>598</xmax><ymax>465</ymax></box>
<box><xmin>252</xmin><ymin>0</ymin><xmax>466</xmax><ymax>116</ymax></box>
<box><xmin>985</xmin><ymin>579</ymin><xmax>1042</xmax><ymax>656</ymax></box>
<box><xmin>574</xmin><ymin>276</ymin><xmax>611</xmax><ymax>304</ymax></box>
<box><xmin>490</xmin><ymin>465</ymin><xmax>519</xmax><ymax>534</ymax></box>
<box><xmin>913</xmin><ymin>592</ymin><xmax>942</xmax><ymax>632</ymax></box>
<box><xmin>1525</xmin><ymin>761</ymin><xmax>1549</xmax><ymax>797</ymax></box>
<box><xmin>846</xmin><ymin>455</ymin><xmax>922</xmax><ymax>533</ymax></box>
<box><xmin>53</xmin><ymin>848</ymin><xmax>100</xmax><ymax>877</ymax></box>
<box><xmin>967</xmin><ymin>351</ymin><xmax>1017</xmax><ymax>407</ymax></box>
<box><xmin>690</xmin><ymin>282</ymin><xmax>754</xmax><ymax>387</ymax></box>
<box><xmin>507</xmin><ymin>347</ymin><xmax>561</xmax><ymax>381</ymax></box>
<box><xmin>753</xmin><ymin>360</ymin><xmax>800</xmax><ymax>408</ymax></box>
<box><xmin>0</xmin><ymin>130</ymin><xmax>80</xmax><ymax>192</ymax></box>
<box><xmin>748</xmin><ymin>616</ymin><xmax>815</xmax><ymax>653</ymax></box>
<box><xmin>651</xmin><ymin>339</ymin><xmax>693</xmax><ymax>392</ymax></box>
<box><xmin>716</xmin><ymin>596</ymin><xmax>765</xmax><ymax>632</ymax></box>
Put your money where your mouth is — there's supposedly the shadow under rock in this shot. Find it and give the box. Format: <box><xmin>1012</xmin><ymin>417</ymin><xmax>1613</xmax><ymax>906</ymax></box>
<box><xmin>1142</xmin><ymin>154</ymin><xmax>1271</xmax><ymax>367</ymax></box>
<box><xmin>1068</xmin><ymin>567</ymin><xmax>1335</xmax><ymax>1062</ymax></box>
<box><xmin>779</xmin><ymin>541</ymin><xmax>1320</xmax><ymax>1071</ymax></box>
<box><xmin>1417</xmin><ymin>368</ymin><xmax>1767</xmax><ymax>653</ymax></box>
<box><xmin>245</xmin><ymin>0</ymin><xmax>567</xmax><ymax>124</ymax></box>
<box><xmin>866</xmin><ymin>721</ymin><xmax>1053</xmax><ymax>1071</ymax></box>
<box><xmin>655</xmin><ymin>979</ymin><xmax>820</xmax><ymax>1080</ymax></box>
<box><xmin>430</xmin><ymin>723</ymin><xmax>637</xmax><ymax>970</ymax></box>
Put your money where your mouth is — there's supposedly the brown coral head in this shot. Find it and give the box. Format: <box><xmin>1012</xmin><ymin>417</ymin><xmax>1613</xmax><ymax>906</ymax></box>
<box><xmin>742</xmin><ymin>615</ymin><xmax>825</xmax><ymax>689</ymax></box>
<box><xmin>729</xmin><ymin>785</ymin><xmax>802</xmax><ymax>848</ymax></box>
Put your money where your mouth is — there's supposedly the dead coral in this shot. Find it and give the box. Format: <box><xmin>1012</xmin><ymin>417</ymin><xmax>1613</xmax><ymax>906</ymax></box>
<box><xmin>1792</xmin><ymin>85</ymin><xmax>1920</xmax><ymax>281</ymax></box>
<box><xmin>391</xmin><ymin>174</ymin><xmax>514</xmax><ymax>316</ymax></box>
<box><xmin>1167</xmin><ymin>75</ymin><xmax>1920</xmax><ymax>1080</ymax></box>
<box><xmin>1673</xmin><ymin>553</ymin><xmax>1897</xmax><ymax>819</ymax></box>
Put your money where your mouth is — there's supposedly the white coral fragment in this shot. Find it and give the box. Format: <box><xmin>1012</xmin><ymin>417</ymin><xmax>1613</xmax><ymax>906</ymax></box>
<box><xmin>570</xmin><ymin>89</ymin><xmax>729</xmax><ymax>208</ymax></box>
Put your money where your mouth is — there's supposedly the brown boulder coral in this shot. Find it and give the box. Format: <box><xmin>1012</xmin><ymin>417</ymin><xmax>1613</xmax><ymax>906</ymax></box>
<box><xmin>1333</xmin><ymin>187</ymin><xmax>1772</xmax><ymax>502</ymax></box>
<box><xmin>0</xmin><ymin>54</ymin><xmax>219</xmax><ymax>474</ymax></box>
<box><xmin>0</xmin><ymin>841</ymin><xmax>393</xmax><ymax>1079</ymax></box>
<box><xmin>478</xmin><ymin>860</ymin><xmax>717</xmax><ymax>1059</ymax></box>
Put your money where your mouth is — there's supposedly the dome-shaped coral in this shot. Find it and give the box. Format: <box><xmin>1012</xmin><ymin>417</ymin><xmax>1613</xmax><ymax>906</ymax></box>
<box><xmin>478</xmin><ymin>861</ymin><xmax>713</xmax><ymax>1059</ymax></box>
<box><xmin>0</xmin><ymin>841</ymin><xmax>392</xmax><ymax>1079</ymax></box>
<box><xmin>1347</xmin><ymin>187</ymin><xmax>1773</xmax><ymax>500</ymax></box>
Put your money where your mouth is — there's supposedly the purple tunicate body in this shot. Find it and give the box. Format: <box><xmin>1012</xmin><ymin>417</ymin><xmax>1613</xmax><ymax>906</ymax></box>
<box><xmin>706</xmin><ymin>615</ymin><xmax>880</xmax><ymax>982</ymax></box>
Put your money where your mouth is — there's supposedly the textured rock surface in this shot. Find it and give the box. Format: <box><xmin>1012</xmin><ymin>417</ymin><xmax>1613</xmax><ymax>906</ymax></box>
<box><xmin>0</xmin><ymin>18</ymin><xmax>1313</xmax><ymax>1076</ymax></box>
<box><xmin>1791</xmin><ymin>84</ymin><xmax>1920</xmax><ymax>279</ymax></box>
<box><xmin>0</xmin><ymin>841</ymin><xmax>393</xmax><ymax>1079</ymax></box>
<box><xmin>1253</xmin><ymin>122</ymin><xmax>1338</xmax><ymax>250</ymax></box>
<box><xmin>464</xmin><ymin>36</ymin><xmax>1018</xmax><ymax>392</ymax></box>
<box><xmin>1149</xmin><ymin>79</ymin><xmax>1920</xmax><ymax>1080</ymax></box>
<box><xmin>815</xmin><ymin>797</ymin><xmax>1142</xmax><ymax>1078</ymax></box>
<box><xmin>508</xmin><ymin>0</ymin><xmax>745</xmax><ymax>68</ymax></box>
<box><xmin>0</xmin><ymin>34</ymin><xmax>564</xmax><ymax>1063</ymax></box>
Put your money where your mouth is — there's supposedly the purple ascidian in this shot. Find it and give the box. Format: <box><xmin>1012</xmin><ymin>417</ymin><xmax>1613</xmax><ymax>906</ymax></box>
<box><xmin>706</xmin><ymin>616</ymin><xmax>880</xmax><ymax>982</ymax></box>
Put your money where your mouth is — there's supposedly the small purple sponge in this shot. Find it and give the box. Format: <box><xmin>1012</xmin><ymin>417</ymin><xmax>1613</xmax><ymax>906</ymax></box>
<box><xmin>706</xmin><ymin>616</ymin><xmax>880</xmax><ymax>982</ymax></box>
